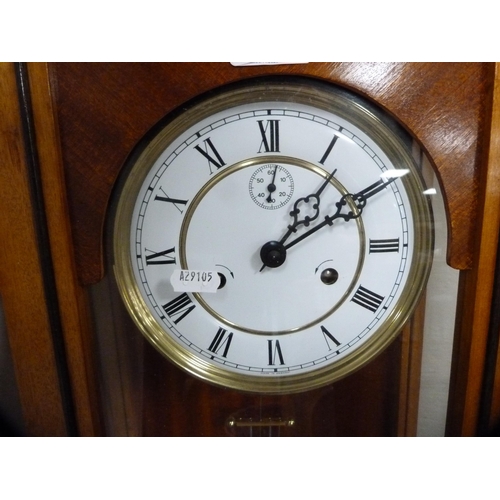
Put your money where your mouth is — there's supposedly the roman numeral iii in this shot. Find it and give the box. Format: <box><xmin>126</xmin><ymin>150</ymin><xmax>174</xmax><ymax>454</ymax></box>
<box><xmin>369</xmin><ymin>238</ymin><xmax>400</xmax><ymax>253</ymax></box>
<box><xmin>351</xmin><ymin>285</ymin><xmax>385</xmax><ymax>313</ymax></box>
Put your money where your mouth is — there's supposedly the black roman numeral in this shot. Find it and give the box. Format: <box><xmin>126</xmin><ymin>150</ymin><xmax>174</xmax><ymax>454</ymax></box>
<box><xmin>369</xmin><ymin>238</ymin><xmax>400</xmax><ymax>253</ymax></box>
<box><xmin>351</xmin><ymin>285</ymin><xmax>385</xmax><ymax>313</ymax></box>
<box><xmin>257</xmin><ymin>119</ymin><xmax>280</xmax><ymax>153</ymax></box>
<box><xmin>268</xmin><ymin>339</ymin><xmax>285</xmax><ymax>366</ymax></box>
<box><xmin>145</xmin><ymin>247</ymin><xmax>176</xmax><ymax>265</ymax></box>
<box><xmin>162</xmin><ymin>293</ymin><xmax>196</xmax><ymax>324</ymax></box>
<box><xmin>194</xmin><ymin>137</ymin><xmax>226</xmax><ymax>174</ymax></box>
<box><xmin>321</xmin><ymin>325</ymin><xmax>341</xmax><ymax>350</ymax></box>
<box><xmin>319</xmin><ymin>134</ymin><xmax>340</xmax><ymax>165</ymax></box>
<box><xmin>154</xmin><ymin>189</ymin><xmax>188</xmax><ymax>213</ymax></box>
<box><xmin>208</xmin><ymin>327</ymin><xmax>233</xmax><ymax>358</ymax></box>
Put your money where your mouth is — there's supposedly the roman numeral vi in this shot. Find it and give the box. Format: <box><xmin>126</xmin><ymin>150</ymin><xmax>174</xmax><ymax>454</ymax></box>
<box><xmin>268</xmin><ymin>339</ymin><xmax>285</xmax><ymax>366</ymax></box>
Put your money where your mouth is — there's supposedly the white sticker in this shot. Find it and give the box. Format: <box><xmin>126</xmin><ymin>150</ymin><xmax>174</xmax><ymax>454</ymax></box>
<box><xmin>170</xmin><ymin>270</ymin><xmax>220</xmax><ymax>293</ymax></box>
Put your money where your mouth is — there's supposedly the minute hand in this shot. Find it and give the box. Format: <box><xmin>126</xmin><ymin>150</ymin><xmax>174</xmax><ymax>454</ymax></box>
<box><xmin>284</xmin><ymin>176</ymin><xmax>397</xmax><ymax>251</ymax></box>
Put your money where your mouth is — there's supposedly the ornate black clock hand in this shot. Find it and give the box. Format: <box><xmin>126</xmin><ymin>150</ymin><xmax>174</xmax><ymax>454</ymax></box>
<box><xmin>284</xmin><ymin>176</ymin><xmax>399</xmax><ymax>251</ymax></box>
<box><xmin>259</xmin><ymin>168</ymin><xmax>337</xmax><ymax>270</ymax></box>
<box><xmin>282</xmin><ymin>168</ymin><xmax>338</xmax><ymax>239</ymax></box>
<box><xmin>259</xmin><ymin>175</ymin><xmax>398</xmax><ymax>269</ymax></box>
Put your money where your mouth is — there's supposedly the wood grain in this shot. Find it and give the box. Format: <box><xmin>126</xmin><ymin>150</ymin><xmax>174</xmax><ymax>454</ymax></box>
<box><xmin>0</xmin><ymin>63</ymin><xmax>68</xmax><ymax>436</ymax></box>
<box><xmin>446</xmin><ymin>62</ymin><xmax>500</xmax><ymax>436</ymax></box>
<box><xmin>141</xmin><ymin>333</ymin><xmax>404</xmax><ymax>436</ymax></box>
<box><xmin>47</xmin><ymin>63</ymin><xmax>493</xmax><ymax>284</ymax></box>
<box><xmin>3</xmin><ymin>62</ymin><xmax>494</xmax><ymax>436</ymax></box>
<box><xmin>26</xmin><ymin>63</ymin><xmax>103</xmax><ymax>436</ymax></box>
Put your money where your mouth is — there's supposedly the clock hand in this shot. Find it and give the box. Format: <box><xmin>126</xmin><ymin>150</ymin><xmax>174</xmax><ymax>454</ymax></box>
<box><xmin>279</xmin><ymin>168</ymin><xmax>338</xmax><ymax>244</ymax></box>
<box><xmin>259</xmin><ymin>168</ymin><xmax>337</xmax><ymax>270</ymax></box>
<box><xmin>266</xmin><ymin>166</ymin><xmax>278</xmax><ymax>203</ymax></box>
<box><xmin>284</xmin><ymin>176</ymin><xmax>398</xmax><ymax>251</ymax></box>
<box><xmin>259</xmin><ymin>175</ymin><xmax>398</xmax><ymax>269</ymax></box>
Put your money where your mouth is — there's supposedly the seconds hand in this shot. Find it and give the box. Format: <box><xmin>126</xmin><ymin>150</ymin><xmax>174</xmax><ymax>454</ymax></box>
<box><xmin>266</xmin><ymin>166</ymin><xmax>278</xmax><ymax>203</ymax></box>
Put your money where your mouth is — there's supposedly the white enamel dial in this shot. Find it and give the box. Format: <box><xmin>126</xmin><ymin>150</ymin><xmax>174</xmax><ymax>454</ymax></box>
<box><xmin>113</xmin><ymin>79</ymin><xmax>433</xmax><ymax>394</ymax></box>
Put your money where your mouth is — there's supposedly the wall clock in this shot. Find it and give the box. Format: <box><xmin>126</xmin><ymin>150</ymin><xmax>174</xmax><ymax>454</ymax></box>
<box><xmin>1</xmin><ymin>62</ymin><xmax>498</xmax><ymax>436</ymax></box>
<box><xmin>112</xmin><ymin>77</ymin><xmax>434</xmax><ymax>395</ymax></box>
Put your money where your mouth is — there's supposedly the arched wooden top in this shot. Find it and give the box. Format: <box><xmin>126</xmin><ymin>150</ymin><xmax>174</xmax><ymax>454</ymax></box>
<box><xmin>44</xmin><ymin>62</ymin><xmax>493</xmax><ymax>284</ymax></box>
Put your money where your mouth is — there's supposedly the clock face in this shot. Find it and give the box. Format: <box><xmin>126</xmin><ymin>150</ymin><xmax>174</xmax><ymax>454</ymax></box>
<box><xmin>113</xmin><ymin>78</ymin><xmax>433</xmax><ymax>394</ymax></box>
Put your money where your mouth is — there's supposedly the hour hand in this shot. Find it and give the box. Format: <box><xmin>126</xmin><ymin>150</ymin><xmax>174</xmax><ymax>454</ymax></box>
<box><xmin>259</xmin><ymin>168</ymin><xmax>337</xmax><ymax>271</ymax></box>
<box><xmin>279</xmin><ymin>168</ymin><xmax>338</xmax><ymax>244</ymax></box>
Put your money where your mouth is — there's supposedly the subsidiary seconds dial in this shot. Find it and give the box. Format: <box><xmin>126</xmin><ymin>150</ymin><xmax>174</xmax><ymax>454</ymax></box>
<box><xmin>249</xmin><ymin>163</ymin><xmax>294</xmax><ymax>209</ymax></box>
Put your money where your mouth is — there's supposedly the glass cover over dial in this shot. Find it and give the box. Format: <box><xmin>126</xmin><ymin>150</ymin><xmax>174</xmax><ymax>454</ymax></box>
<box><xmin>113</xmin><ymin>78</ymin><xmax>433</xmax><ymax>394</ymax></box>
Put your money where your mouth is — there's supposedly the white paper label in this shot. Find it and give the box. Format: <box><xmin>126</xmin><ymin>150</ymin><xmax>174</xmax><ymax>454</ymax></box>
<box><xmin>170</xmin><ymin>270</ymin><xmax>220</xmax><ymax>293</ymax></box>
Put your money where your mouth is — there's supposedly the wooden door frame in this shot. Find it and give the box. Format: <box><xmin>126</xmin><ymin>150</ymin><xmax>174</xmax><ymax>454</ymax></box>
<box><xmin>2</xmin><ymin>62</ymin><xmax>499</xmax><ymax>436</ymax></box>
<box><xmin>0</xmin><ymin>62</ymin><xmax>102</xmax><ymax>436</ymax></box>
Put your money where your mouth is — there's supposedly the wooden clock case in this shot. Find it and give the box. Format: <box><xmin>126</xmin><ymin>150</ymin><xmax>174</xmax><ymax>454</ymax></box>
<box><xmin>1</xmin><ymin>62</ymin><xmax>499</xmax><ymax>436</ymax></box>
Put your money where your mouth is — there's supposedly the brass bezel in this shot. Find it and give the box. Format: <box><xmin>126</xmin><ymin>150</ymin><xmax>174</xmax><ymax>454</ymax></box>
<box><xmin>178</xmin><ymin>155</ymin><xmax>365</xmax><ymax>335</ymax></box>
<box><xmin>113</xmin><ymin>78</ymin><xmax>434</xmax><ymax>394</ymax></box>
